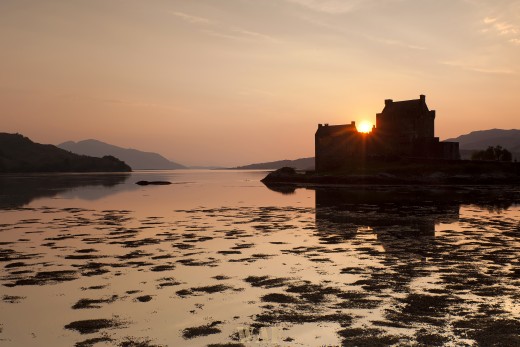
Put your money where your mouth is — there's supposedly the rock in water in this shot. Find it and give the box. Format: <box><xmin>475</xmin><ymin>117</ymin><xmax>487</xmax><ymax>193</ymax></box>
<box><xmin>135</xmin><ymin>181</ymin><xmax>172</xmax><ymax>186</ymax></box>
<box><xmin>260</xmin><ymin>167</ymin><xmax>297</xmax><ymax>183</ymax></box>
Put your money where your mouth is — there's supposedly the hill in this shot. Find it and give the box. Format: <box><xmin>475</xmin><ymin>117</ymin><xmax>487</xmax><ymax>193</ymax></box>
<box><xmin>233</xmin><ymin>157</ymin><xmax>314</xmax><ymax>170</ymax></box>
<box><xmin>445</xmin><ymin>129</ymin><xmax>520</xmax><ymax>160</ymax></box>
<box><xmin>0</xmin><ymin>133</ymin><xmax>131</xmax><ymax>173</ymax></box>
<box><xmin>59</xmin><ymin>139</ymin><xmax>186</xmax><ymax>170</ymax></box>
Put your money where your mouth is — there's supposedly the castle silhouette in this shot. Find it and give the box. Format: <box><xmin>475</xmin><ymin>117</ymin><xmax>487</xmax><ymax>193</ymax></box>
<box><xmin>315</xmin><ymin>95</ymin><xmax>460</xmax><ymax>172</ymax></box>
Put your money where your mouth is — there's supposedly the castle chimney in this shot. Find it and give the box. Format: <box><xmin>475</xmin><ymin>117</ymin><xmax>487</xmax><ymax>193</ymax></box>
<box><xmin>385</xmin><ymin>99</ymin><xmax>393</xmax><ymax>106</ymax></box>
<box><xmin>420</xmin><ymin>94</ymin><xmax>425</xmax><ymax>102</ymax></box>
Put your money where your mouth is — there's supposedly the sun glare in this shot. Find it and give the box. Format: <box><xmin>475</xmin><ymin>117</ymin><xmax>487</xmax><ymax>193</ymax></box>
<box><xmin>357</xmin><ymin>121</ymin><xmax>373</xmax><ymax>133</ymax></box>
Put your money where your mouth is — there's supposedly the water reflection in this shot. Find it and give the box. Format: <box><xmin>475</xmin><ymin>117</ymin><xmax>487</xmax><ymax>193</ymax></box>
<box><xmin>264</xmin><ymin>182</ymin><xmax>520</xmax><ymax>250</ymax></box>
<box><xmin>315</xmin><ymin>187</ymin><xmax>461</xmax><ymax>236</ymax></box>
<box><xmin>311</xmin><ymin>186</ymin><xmax>520</xmax><ymax>301</ymax></box>
<box><xmin>0</xmin><ymin>173</ymin><xmax>130</xmax><ymax>209</ymax></box>
<box><xmin>314</xmin><ymin>186</ymin><xmax>518</xmax><ymax>252</ymax></box>
<box><xmin>1</xmin><ymin>174</ymin><xmax>518</xmax><ymax>346</ymax></box>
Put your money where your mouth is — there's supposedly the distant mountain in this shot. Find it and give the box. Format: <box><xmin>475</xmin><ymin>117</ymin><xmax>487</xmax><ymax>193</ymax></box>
<box><xmin>59</xmin><ymin>139</ymin><xmax>186</xmax><ymax>170</ymax></box>
<box><xmin>0</xmin><ymin>133</ymin><xmax>131</xmax><ymax>173</ymax></box>
<box><xmin>233</xmin><ymin>157</ymin><xmax>314</xmax><ymax>170</ymax></box>
<box><xmin>445</xmin><ymin>129</ymin><xmax>520</xmax><ymax>151</ymax></box>
<box><xmin>445</xmin><ymin>129</ymin><xmax>520</xmax><ymax>160</ymax></box>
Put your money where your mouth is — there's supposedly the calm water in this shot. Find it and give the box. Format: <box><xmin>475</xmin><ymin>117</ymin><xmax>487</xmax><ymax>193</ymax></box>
<box><xmin>0</xmin><ymin>170</ymin><xmax>519</xmax><ymax>347</ymax></box>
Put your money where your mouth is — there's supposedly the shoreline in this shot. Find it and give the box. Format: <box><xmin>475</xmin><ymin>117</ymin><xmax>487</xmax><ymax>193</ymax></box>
<box><xmin>261</xmin><ymin>162</ymin><xmax>520</xmax><ymax>186</ymax></box>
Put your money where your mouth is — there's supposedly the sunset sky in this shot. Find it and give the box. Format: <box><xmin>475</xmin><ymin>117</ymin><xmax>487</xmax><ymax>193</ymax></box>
<box><xmin>1</xmin><ymin>0</ymin><xmax>519</xmax><ymax>166</ymax></box>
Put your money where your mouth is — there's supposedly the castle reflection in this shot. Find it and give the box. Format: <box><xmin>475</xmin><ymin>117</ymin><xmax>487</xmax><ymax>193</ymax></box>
<box><xmin>315</xmin><ymin>187</ymin><xmax>461</xmax><ymax>254</ymax></box>
<box><xmin>314</xmin><ymin>186</ymin><xmax>520</xmax><ymax>254</ymax></box>
<box><xmin>264</xmin><ymin>182</ymin><xmax>519</xmax><ymax>254</ymax></box>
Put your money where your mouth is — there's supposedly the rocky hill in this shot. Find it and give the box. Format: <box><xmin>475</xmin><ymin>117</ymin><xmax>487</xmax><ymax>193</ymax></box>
<box><xmin>0</xmin><ymin>133</ymin><xmax>131</xmax><ymax>173</ymax></box>
<box><xmin>233</xmin><ymin>157</ymin><xmax>314</xmax><ymax>170</ymax></box>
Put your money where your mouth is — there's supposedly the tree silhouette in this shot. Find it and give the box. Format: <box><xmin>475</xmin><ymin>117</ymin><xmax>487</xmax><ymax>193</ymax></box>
<box><xmin>471</xmin><ymin>146</ymin><xmax>512</xmax><ymax>162</ymax></box>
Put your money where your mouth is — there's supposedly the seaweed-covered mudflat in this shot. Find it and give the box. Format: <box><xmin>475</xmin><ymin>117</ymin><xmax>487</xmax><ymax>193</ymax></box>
<box><xmin>0</xmin><ymin>171</ymin><xmax>519</xmax><ymax>346</ymax></box>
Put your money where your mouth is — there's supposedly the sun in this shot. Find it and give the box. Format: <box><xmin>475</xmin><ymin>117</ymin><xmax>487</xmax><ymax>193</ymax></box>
<box><xmin>357</xmin><ymin>121</ymin><xmax>373</xmax><ymax>133</ymax></box>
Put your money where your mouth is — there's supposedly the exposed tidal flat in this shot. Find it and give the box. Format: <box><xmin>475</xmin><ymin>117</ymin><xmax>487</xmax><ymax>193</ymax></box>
<box><xmin>0</xmin><ymin>171</ymin><xmax>519</xmax><ymax>346</ymax></box>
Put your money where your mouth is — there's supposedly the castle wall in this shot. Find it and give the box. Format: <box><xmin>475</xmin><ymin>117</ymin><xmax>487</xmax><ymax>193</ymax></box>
<box><xmin>376</xmin><ymin>109</ymin><xmax>435</xmax><ymax>142</ymax></box>
<box><xmin>439</xmin><ymin>141</ymin><xmax>460</xmax><ymax>160</ymax></box>
<box><xmin>315</xmin><ymin>96</ymin><xmax>460</xmax><ymax>172</ymax></box>
<box><xmin>422</xmin><ymin>111</ymin><xmax>435</xmax><ymax>138</ymax></box>
<box><xmin>315</xmin><ymin>123</ymin><xmax>361</xmax><ymax>171</ymax></box>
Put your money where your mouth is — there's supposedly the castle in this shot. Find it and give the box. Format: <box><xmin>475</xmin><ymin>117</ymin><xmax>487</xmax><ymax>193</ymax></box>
<box><xmin>315</xmin><ymin>95</ymin><xmax>460</xmax><ymax>172</ymax></box>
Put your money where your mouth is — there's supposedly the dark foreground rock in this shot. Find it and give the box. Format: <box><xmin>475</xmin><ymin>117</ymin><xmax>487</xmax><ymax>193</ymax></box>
<box><xmin>135</xmin><ymin>181</ymin><xmax>172</xmax><ymax>185</ymax></box>
<box><xmin>64</xmin><ymin>319</ymin><xmax>121</xmax><ymax>334</ymax></box>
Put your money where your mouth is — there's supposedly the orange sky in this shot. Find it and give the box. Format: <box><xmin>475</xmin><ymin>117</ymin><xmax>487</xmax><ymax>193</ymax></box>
<box><xmin>1</xmin><ymin>0</ymin><xmax>519</xmax><ymax>166</ymax></box>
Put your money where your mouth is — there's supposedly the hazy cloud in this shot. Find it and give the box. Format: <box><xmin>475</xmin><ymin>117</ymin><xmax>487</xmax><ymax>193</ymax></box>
<box><xmin>230</xmin><ymin>27</ymin><xmax>279</xmax><ymax>42</ymax></box>
<box><xmin>55</xmin><ymin>93</ymin><xmax>189</xmax><ymax>113</ymax></box>
<box><xmin>442</xmin><ymin>60</ymin><xmax>516</xmax><ymax>75</ymax></box>
<box><xmin>285</xmin><ymin>0</ymin><xmax>360</xmax><ymax>13</ymax></box>
<box><xmin>169</xmin><ymin>9</ymin><xmax>277</xmax><ymax>43</ymax></box>
<box><xmin>170</xmin><ymin>11</ymin><xmax>212</xmax><ymax>25</ymax></box>
<box><xmin>202</xmin><ymin>29</ymin><xmax>247</xmax><ymax>41</ymax></box>
<box><xmin>238</xmin><ymin>89</ymin><xmax>276</xmax><ymax>97</ymax></box>
<box><xmin>202</xmin><ymin>27</ymin><xmax>279</xmax><ymax>43</ymax></box>
<box><xmin>369</xmin><ymin>36</ymin><xmax>428</xmax><ymax>50</ymax></box>
<box><xmin>481</xmin><ymin>7</ymin><xmax>520</xmax><ymax>44</ymax></box>
<box><xmin>483</xmin><ymin>16</ymin><xmax>497</xmax><ymax>24</ymax></box>
<box><xmin>285</xmin><ymin>0</ymin><xmax>405</xmax><ymax>14</ymax></box>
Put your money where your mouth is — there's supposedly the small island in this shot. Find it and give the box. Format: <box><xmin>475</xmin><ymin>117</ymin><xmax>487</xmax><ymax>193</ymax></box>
<box><xmin>0</xmin><ymin>133</ymin><xmax>131</xmax><ymax>173</ymax></box>
<box><xmin>263</xmin><ymin>95</ymin><xmax>520</xmax><ymax>186</ymax></box>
